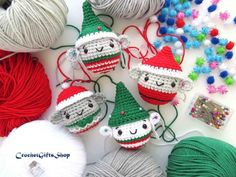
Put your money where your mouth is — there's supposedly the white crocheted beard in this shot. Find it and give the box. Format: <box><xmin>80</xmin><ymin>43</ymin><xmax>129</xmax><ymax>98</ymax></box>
<box><xmin>137</xmin><ymin>72</ymin><xmax>181</xmax><ymax>94</ymax></box>
<box><xmin>77</xmin><ymin>38</ymin><xmax>121</xmax><ymax>62</ymax></box>
<box><xmin>60</xmin><ymin>97</ymin><xmax>101</xmax><ymax>126</ymax></box>
<box><xmin>112</xmin><ymin>119</ymin><xmax>152</xmax><ymax>141</ymax></box>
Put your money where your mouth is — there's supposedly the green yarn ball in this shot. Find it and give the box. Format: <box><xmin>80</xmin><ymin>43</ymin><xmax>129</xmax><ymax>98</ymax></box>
<box><xmin>225</xmin><ymin>76</ymin><xmax>234</xmax><ymax>86</ymax></box>
<box><xmin>188</xmin><ymin>72</ymin><xmax>198</xmax><ymax>81</ymax></box>
<box><xmin>195</xmin><ymin>57</ymin><xmax>205</xmax><ymax>66</ymax></box>
<box><xmin>167</xmin><ymin>136</ymin><xmax>236</xmax><ymax>177</ymax></box>
<box><xmin>216</xmin><ymin>47</ymin><xmax>226</xmax><ymax>55</ymax></box>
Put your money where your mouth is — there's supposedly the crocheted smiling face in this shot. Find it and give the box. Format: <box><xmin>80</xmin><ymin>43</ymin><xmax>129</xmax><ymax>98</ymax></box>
<box><xmin>100</xmin><ymin>82</ymin><xmax>161</xmax><ymax>150</ymax></box>
<box><xmin>71</xmin><ymin>1</ymin><xmax>129</xmax><ymax>74</ymax></box>
<box><xmin>51</xmin><ymin>86</ymin><xmax>106</xmax><ymax>134</ymax></box>
<box><xmin>130</xmin><ymin>46</ymin><xmax>192</xmax><ymax>105</ymax></box>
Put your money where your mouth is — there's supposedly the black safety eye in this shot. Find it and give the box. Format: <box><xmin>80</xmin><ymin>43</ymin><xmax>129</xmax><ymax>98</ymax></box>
<box><xmin>84</xmin><ymin>48</ymin><xmax>88</xmax><ymax>54</ymax></box>
<box><xmin>142</xmin><ymin>124</ymin><xmax>147</xmax><ymax>129</ymax></box>
<box><xmin>171</xmin><ymin>82</ymin><xmax>176</xmax><ymax>88</ymax></box>
<box><xmin>144</xmin><ymin>75</ymin><xmax>149</xmax><ymax>82</ymax></box>
<box><xmin>118</xmin><ymin>130</ymin><xmax>123</xmax><ymax>136</ymax></box>
<box><xmin>88</xmin><ymin>103</ymin><xmax>93</xmax><ymax>108</ymax></box>
<box><xmin>110</xmin><ymin>42</ymin><xmax>114</xmax><ymax>48</ymax></box>
<box><xmin>64</xmin><ymin>112</ymin><xmax>70</xmax><ymax>119</ymax></box>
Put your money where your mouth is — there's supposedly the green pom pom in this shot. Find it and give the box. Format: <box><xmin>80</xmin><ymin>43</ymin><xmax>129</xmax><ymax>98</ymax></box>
<box><xmin>175</xmin><ymin>56</ymin><xmax>181</xmax><ymax>64</ymax></box>
<box><xmin>195</xmin><ymin>57</ymin><xmax>205</xmax><ymax>66</ymax></box>
<box><xmin>179</xmin><ymin>0</ymin><xmax>187</xmax><ymax>3</ymax></box>
<box><xmin>216</xmin><ymin>47</ymin><xmax>226</xmax><ymax>55</ymax></box>
<box><xmin>196</xmin><ymin>33</ymin><xmax>206</xmax><ymax>42</ymax></box>
<box><xmin>188</xmin><ymin>72</ymin><xmax>198</xmax><ymax>81</ymax></box>
<box><xmin>225</xmin><ymin>76</ymin><xmax>234</xmax><ymax>86</ymax></box>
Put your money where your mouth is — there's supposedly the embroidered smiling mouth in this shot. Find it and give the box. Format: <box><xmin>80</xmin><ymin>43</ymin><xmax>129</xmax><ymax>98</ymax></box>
<box><xmin>96</xmin><ymin>47</ymin><xmax>104</xmax><ymax>52</ymax></box>
<box><xmin>156</xmin><ymin>81</ymin><xmax>164</xmax><ymax>87</ymax></box>
<box><xmin>129</xmin><ymin>129</ymin><xmax>137</xmax><ymax>135</ymax></box>
<box><xmin>76</xmin><ymin>109</ymin><xmax>84</xmax><ymax>116</ymax></box>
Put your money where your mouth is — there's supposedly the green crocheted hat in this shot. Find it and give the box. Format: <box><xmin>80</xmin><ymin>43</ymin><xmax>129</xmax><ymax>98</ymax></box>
<box><xmin>108</xmin><ymin>82</ymin><xmax>149</xmax><ymax>127</ymax></box>
<box><xmin>76</xmin><ymin>1</ymin><xmax>118</xmax><ymax>47</ymax></box>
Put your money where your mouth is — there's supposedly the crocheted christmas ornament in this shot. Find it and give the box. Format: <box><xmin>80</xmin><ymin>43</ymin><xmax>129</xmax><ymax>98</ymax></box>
<box><xmin>51</xmin><ymin>86</ymin><xmax>106</xmax><ymax>134</ymax></box>
<box><xmin>130</xmin><ymin>46</ymin><xmax>192</xmax><ymax>105</ymax></box>
<box><xmin>100</xmin><ymin>82</ymin><xmax>161</xmax><ymax>150</ymax></box>
<box><xmin>73</xmin><ymin>1</ymin><xmax>129</xmax><ymax>74</ymax></box>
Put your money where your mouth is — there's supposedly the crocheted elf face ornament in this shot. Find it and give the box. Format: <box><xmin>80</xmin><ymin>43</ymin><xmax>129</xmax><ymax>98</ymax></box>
<box><xmin>51</xmin><ymin>86</ymin><xmax>106</xmax><ymax>134</ymax></box>
<box><xmin>130</xmin><ymin>46</ymin><xmax>192</xmax><ymax>105</ymax></box>
<box><xmin>100</xmin><ymin>82</ymin><xmax>161</xmax><ymax>150</ymax></box>
<box><xmin>73</xmin><ymin>1</ymin><xmax>129</xmax><ymax>74</ymax></box>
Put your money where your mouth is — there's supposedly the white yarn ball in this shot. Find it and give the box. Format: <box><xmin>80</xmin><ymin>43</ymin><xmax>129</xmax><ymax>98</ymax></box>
<box><xmin>174</xmin><ymin>41</ymin><xmax>182</xmax><ymax>48</ymax></box>
<box><xmin>204</xmin><ymin>40</ymin><xmax>211</xmax><ymax>47</ymax></box>
<box><xmin>219</xmin><ymin>63</ymin><xmax>227</xmax><ymax>71</ymax></box>
<box><xmin>176</xmin><ymin>28</ymin><xmax>184</xmax><ymax>35</ymax></box>
<box><xmin>0</xmin><ymin>120</ymin><xmax>86</xmax><ymax>177</ymax></box>
<box><xmin>0</xmin><ymin>0</ymin><xmax>68</xmax><ymax>52</ymax></box>
<box><xmin>87</xmin><ymin>0</ymin><xmax>165</xmax><ymax>19</ymax></box>
<box><xmin>176</xmin><ymin>49</ymin><xmax>183</xmax><ymax>55</ymax></box>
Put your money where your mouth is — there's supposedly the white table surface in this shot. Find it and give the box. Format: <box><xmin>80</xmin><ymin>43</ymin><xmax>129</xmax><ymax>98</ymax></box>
<box><xmin>1</xmin><ymin>0</ymin><xmax>236</xmax><ymax>172</ymax></box>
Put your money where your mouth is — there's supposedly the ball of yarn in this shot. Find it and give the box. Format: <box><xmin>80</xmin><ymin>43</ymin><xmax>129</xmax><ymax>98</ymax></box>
<box><xmin>167</xmin><ymin>136</ymin><xmax>236</xmax><ymax>177</ymax></box>
<box><xmin>0</xmin><ymin>120</ymin><xmax>86</xmax><ymax>177</ymax></box>
<box><xmin>0</xmin><ymin>50</ymin><xmax>51</xmax><ymax>137</ymax></box>
<box><xmin>83</xmin><ymin>148</ymin><xmax>165</xmax><ymax>177</ymax></box>
<box><xmin>87</xmin><ymin>0</ymin><xmax>165</xmax><ymax>19</ymax></box>
<box><xmin>0</xmin><ymin>0</ymin><xmax>68</xmax><ymax>52</ymax></box>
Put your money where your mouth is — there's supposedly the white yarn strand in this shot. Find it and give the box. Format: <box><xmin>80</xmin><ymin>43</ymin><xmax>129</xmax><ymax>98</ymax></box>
<box><xmin>0</xmin><ymin>0</ymin><xmax>68</xmax><ymax>52</ymax></box>
<box><xmin>88</xmin><ymin>0</ymin><xmax>165</xmax><ymax>19</ymax></box>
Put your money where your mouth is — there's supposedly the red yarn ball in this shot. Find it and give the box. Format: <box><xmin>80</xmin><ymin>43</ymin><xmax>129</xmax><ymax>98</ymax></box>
<box><xmin>0</xmin><ymin>51</ymin><xmax>51</xmax><ymax>137</ymax></box>
<box><xmin>210</xmin><ymin>28</ymin><xmax>219</xmax><ymax>37</ymax></box>
<box><xmin>226</xmin><ymin>41</ymin><xmax>235</xmax><ymax>50</ymax></box>
<box><xmin>176</xmin><ymin>19</ymin><xmax>185</xmax><ymax>28</ymax></box>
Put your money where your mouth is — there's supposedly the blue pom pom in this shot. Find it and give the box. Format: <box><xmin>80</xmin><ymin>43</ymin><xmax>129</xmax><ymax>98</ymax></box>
<box><xmin>195</xmin><ymin>0</ymin><xmax>203</xmax><ymax>5</ymax></box>
<box><xmin>208</xmin><ymin>5</ymin><xmax>217</xmax><ymax>13</ymax></box>
<box><xmin>204</xmin><ymin>48</ymin><xmax>214</xmax><ymax>56</ymax></box>
<box><xmin>164</xmin><ymin>0</ymin><xmax>171</xmax><ymax>7</ymax></box>
<box><xmin>167</xmin><ymin>18</ymin><xmax>175</xmax><ymax>26</ymax></box>
<box><xmin>153</xmin><ymin>40</ymin><xmax>162</xmax><ymax>49</ymax></box>
<box><xmin>219</xmin><ymin>39</ymin><xmax>228</xmax><ymax>46</ymax></box>
<box><xmin>158</xmin><ymin>14</ymin><xmax>166</xmax><ymax>23</ymax></box>
<box><xmin>164</xmin><ymin>36</ymin><xmax>172</xmax><ymax>42</ymax></box>
<box><xmin>190</xmin><ymin>29</ymin><xmax>198</xmax><ymax>37</ymax></box>
<box><xmin>193</xmin><ymin>66</ymin><xmax>202</xmax><ymax>74</ymax></box>
<box><xmin>215</xmin><ymin>55</ymin><xmax>223</xmax><ymax>62</ymax></box>
<box><xmin>185</xmin><ymin>41</ymin><xmax>192</xmax><ymax>49</ymax></box>
<box><xmin>171</xmin><ymin>0</ymin><xmax>179</xmax><ymax>5</ymax></box>
<box><xmin>207</xmin><ymin>76</ymin><xmax>215</xmax><ymax>84</ymax></box>
<box><xmin>220</xmin><ymin>71</ymin><xmax>229</xmax><ymax>78</ymax></box>
<box><xmin>185</xmin><ymin>9</ymin><xmax>192</xmax><ymax>17</ymax></box>
<box><xmin>234</xmin><ymin>17</ymin><xmax>236</xmax><ymax>24</ymax></box>
<box><xmin>180</xmin><ymin>35</ymin><xmax>188</xmax><ymax>43</ymax></box>
<box><xmin>161</xmin><ymin>8</ymin><xmax>169</xmax><ymax>16</ymax></box>
<box><xmin>183</xmin><ymin>25</ymin><xmax>192</xmax><ymax>33</ymax></box>
<box><xmin>159</xmin><ymin>27</ymin><xmax>167</xmax><ymax>34</ymax></box>
<box><xmin>206</xmin><ymin>55</ymin><xmax>215</xmax><ymax>63</ymax></box>
<box><xmin>211</xmin><ymin>37</ymin><xmax>219</xmax><ymax>45</ymax></box>
<box><xmin>169</xmin><ymin>9</ymin><xmax>177</xmax><ymax>17</ymax></box>
<box><xmin>171</xmin><ymin>36</ymin><xmax>178</xmax><ymax>42</ymax></box>
<box><xmin>175</xmin><ymin>4</ymin><xmax>183</xmax><ymax>11</ymax></box>
<box><xmin>201</xmin><ymin>66</ymin><xmax>211</xmax><ymax>74</ymax></box>
<box><xmin>183</xmin><ymin>2</ymin><xmax>191</xmax><ymax>9</ymax></box>
<box><xmin>192</xmin><ymin>41</ymin><xmax>201</xmax><ymax>48</ymax></box>
<box><xmin>201</xmin><ymin>27</ymin><xmax>210</xmax><ymax>35</ymax></box>
<box><xmin>225</xmin><ymin>51</ymin><xmax>233</xmax><ymax>59</ymax></box>
<box><xmin>167</xmin><ymin>27</ymin><xmax>175</xmax><ymax>34</ymax></box>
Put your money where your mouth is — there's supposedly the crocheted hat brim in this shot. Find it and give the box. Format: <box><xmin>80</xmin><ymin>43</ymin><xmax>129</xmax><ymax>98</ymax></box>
<box><xmin>76</xmin><ymin>31</ymin><xmax>119</xmax><ymax>48</ymax></box>
<box><xmin>56</xmin><ymin>91</ymin><xmax>93</xmax><ymax>111</ymax></box>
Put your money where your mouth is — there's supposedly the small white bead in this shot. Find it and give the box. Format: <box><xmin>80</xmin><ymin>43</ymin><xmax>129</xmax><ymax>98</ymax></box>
<box><xmin>176</xmin><ymin>28</ymin><xmax>184</xmax><ymax>35</ymax></box>
<box><xmin>219</xmin><ymin>63</ymin><xmax>227</xmax><ymax>71</ymax></box>
<box><xmin>204</xmin><ymin>40</ymin><xmax>211</xmax><ymax>47</ymax></box>
<box><xmin>174</xmin><ymin>41</ymin><xmax>182</xmax><ymax>48</ymax></box>
<box><xmin>176</xmin><ymin>49</ymin><xmax>183</xmax><ymax>55</ymax></box>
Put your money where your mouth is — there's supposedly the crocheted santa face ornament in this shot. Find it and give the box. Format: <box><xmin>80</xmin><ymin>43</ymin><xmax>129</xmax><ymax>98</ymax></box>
<box><xmin>70</xmin><ymin>1</ymin><xmax>129</xmax><ymax>74</ymax></box>
<box><xmin>130</xmin><ymin>46</ymin><xmax>192</xmax><ymax>105</ymax></box>
<box><xmin>51</xmin><ymin>86</ymin><xmax>106</xmax><ymax>134</ymax></box>
<box><xmin>100</xmin><ymin>82</ymin><xmax>160</xmax><ymax>150</ymax></box>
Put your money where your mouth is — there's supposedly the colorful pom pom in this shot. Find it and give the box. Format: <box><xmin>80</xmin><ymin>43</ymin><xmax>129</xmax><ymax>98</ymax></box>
<box><xmin>180</xmin><ymin>35</ymin><xmax>188</xmax><ymax>43</ymax></box>
<box><xmin>208</xmin><ymin>5</ymin><xmax>217</xmax><ymax>13</ymax></box>
<box><xmin>225</xmin><ymin>76</ymin><xmax>234</xmax><ymax>86</ymax></box>
<box><xmin>210</xmin><ymin>28</ymin><xmax>219</xmax><ymax>37</ymax></box>
<box><xmin>176</xmin><ymin>19</ymin><xmax>185</xmax><ymax>28</ymax></box>
<box><xmin>226</xmin><ymin>41</ymin><xmax>235</xmax><ymax>50</ymax></box>
<box><xmin>216</xmin><ymin>47</ymin><xmax>226</xmax><ymax>55</ymax></box>
<box><xmin>189</xmin><ymin>72</ymin><xmax>199</xmax><ymax>81</ymax></box>
<box><xmin>220</xmin><ymin>71</ymin><xmax>229</xmax><ymax>78</ymax></box>
<box><xmin>167</xmin><ymin>18</ymin><xmax>175</xmax><ymax>26</ymax></box>
<box><xmin>195</xmin><ymin>0</ymin><xmax>203</xmax><ymax>5</ymax></box>
<box><xmin>160</xmin><ymin>27</ymin><xmax>167</xmax><ymax>34</ymax></box>
<box><xmin>207</xmin><ymin>76</ymin><xmax>215</xmax><ymax>84</ymax></box>
<box><xmin>211</xmin><ymin>37</ymin><xmax>219</xmax><ymax>45</ymax></box>
<box><xmin>196</xmin><ymin>33</ymin><xmax>206</xmax><ymax>42</ymax></box>
<box><xmin>225</xmin><ymin>51</ymin><xmax>233</xmax><ymax>59</ymax></box>
<box><xmin>196</xmin><ymin>57</ymin><xmax>205</xmax><ymax>66</ymax></box>
<box><xmin>158</xmin><ymin>15</ymin><xmax>166</xmax><ymax>23</ymax></box>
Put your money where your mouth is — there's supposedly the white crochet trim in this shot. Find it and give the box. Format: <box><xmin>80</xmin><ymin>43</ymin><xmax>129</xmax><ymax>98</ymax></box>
<box><xmin>90</xmin><ymin>63</ymin><xmax>118</xmax><ymax>72</ymax></box>
<box><xmin>56</xmin><ymin>91</ymin><xmax>93</xmax><ymax>111</ymax></box>
<box><xmin>140</xmin><ymin>64</ymin><xmax>185</xmax><ymax>80</ymax></box>
<box><xmin>76</xmin><ymin>32</ymin><xmax>119</xmax><ymax>47</ymax></box>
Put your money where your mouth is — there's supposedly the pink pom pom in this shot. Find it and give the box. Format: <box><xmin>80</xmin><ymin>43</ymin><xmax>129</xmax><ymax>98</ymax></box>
<box><xmin>209</xmin><ymin>62</ymin><xmax>218</xmax><ymax>70</ymax></box>
<box><xmin>177</xmin><ymin>12</ymin><xmax>185</xmax><ymax>19</ymax></box>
